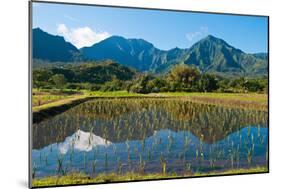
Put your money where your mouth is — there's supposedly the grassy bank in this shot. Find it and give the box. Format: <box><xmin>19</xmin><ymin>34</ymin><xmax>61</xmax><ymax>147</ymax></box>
<box><xmin>162</xmin><ymin>92</ymin><xmax>268</xmax><ymax>111</ymax></box>
<box><xmin>88</xmin><ymin>91</ymin><xmax>268</xmax><ymax>110</ymax></box>
<box><xmin>32</xmin><ymin>95</ymin><xmax>90</xmax><ymax>113</ymax></box>
<box><xmin>32</xmin><ymin>90</ymin><xmax>268</xmax><ymax>114</ymax></box>
<box><xmin>32</xmin><ymin>89</ymin><xmax>85</xmax><ymax>112</ymax></box>
<box><xmin>32</xmin><ymin>166</ymin><xmax>268</xmax><ymax>187</ymax></box>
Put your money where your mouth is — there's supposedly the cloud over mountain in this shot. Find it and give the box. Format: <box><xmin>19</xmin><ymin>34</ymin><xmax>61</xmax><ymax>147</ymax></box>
<box><xmin>57</xmin><ymin>24</ymin><xmax>111</xmax><ymax>48</ymax></box>
<box><xmin>186</xmin><ymin>26</ymin><xmax>209</xmax><ymax>43</ymax></box>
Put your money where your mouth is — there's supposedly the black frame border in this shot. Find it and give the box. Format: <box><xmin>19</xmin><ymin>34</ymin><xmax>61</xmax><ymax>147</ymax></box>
<box><xmin>28</xmin><ymin>1</ymin><xmax>270</xmax><ymax>188</ymax></box>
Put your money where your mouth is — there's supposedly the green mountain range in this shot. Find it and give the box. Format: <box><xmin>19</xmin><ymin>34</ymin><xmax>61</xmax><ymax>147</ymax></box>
<box><xmin>33</xmin><ymin>28</ymin><xmax>268</xmax><ymax>77</ymax></box>
<box><xmin>182</xmin><ymin>35</ymin><xmax>268</xmax><ymax>77</ymax></box>
<box><xmin>33</xmin><ymin>28</ymin><xmax>84</xmax><ymax>62</ymax></box>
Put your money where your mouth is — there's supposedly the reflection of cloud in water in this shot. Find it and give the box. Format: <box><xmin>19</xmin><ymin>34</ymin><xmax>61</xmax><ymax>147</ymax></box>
<box><xmin>58</xmin><ymin>129</ymin><xmax>111</xmax><ymax>154</ymax></box>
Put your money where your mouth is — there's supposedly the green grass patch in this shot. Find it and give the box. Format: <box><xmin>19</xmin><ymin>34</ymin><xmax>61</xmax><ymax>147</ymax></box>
<box><xmin>161</xmin><ymin>92</ymin><xmax>268</xmax><ymax>111</ymax></box>
<box><xmin>32</xmin><ymin>89</ymin><xmax>268</xmax><ymax>113</ymax></box>
<box><xmin>32</xmin><ymin>166</ymin><xmax>268</xmax><ymax>187</ymax></box>
<box><xmin>161</xmin><ymin>92</ymin><xmax>267</xmax><ymax>103</ymax></box>
<box><xmin>193</xmin><ymin>166</ymin><xmax>268</xmax><ymax>176</ymax></box>
<box><xmin>32</xmin><ymin>94</ymin><xmax>89</xmax><ymax>113</ymax></box>
<box><xmin>87</xmin><ymin>90</ymin><xmax>145</xmax><ymax>97</ymax></box>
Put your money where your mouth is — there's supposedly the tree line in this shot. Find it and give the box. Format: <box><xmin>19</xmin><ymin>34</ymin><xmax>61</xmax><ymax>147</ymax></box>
<box><xmin>127</xmin><ymin>65</ymin><xmax>268</xmax><ymax>93</ymax></box>
<box><xmin>33</xmin><ymin>62</ymin><xmax>268</xmax><ymax>94</ymax></box>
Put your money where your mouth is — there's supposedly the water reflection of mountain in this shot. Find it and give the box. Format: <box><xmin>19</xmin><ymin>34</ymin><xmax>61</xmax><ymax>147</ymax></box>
<box><xmin>57</xmin><ymin>129</ymin><xmax>111</xmax><ymax>154</ymax></box>
<box><xmin>33</xmin><ymin>98</ymin><xmax>268</xmax><ymax>149</ymax></box>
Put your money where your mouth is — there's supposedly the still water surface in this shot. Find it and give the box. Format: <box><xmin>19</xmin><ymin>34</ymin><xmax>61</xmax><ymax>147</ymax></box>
<box><xmin>32</xmin><ymin>98</ymin><xmax>268</xmax><ymax>178</ymax></box>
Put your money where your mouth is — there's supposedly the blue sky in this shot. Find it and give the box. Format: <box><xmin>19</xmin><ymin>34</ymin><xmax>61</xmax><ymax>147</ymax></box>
<box><xmin>32</xmin><ymin>2</ymin><xmax>268</xmax><ymax>53</ymax></box>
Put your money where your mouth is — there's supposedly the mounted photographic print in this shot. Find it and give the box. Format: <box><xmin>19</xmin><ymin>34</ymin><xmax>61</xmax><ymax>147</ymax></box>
<box><xmin>29</xmin><ymin>1</ymin><xmax>269</xmax><ymax>188</ymax></box>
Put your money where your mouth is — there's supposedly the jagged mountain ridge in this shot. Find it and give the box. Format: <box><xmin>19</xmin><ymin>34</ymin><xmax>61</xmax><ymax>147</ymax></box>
<box><xmin>32</xmin><ymin>28</ymin><xmax>268</xmax><ymax>76</ymax></box>
<box><xmin>33</xmin><ymin>28</ymin><xmax>84</xmax><ymax>62</ymax></box>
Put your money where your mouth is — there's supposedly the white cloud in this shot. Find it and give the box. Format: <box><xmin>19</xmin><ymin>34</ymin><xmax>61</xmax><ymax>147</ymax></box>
<box><xmin>57</xmin><ymin>24</ymin><xmax>111</xmax><ymax>48</ymax></box>
<box><xmin>57</xmin><ymin>24</ymin><xmax>68</xmax><ymax>34</ymax></box>
<box><xmin>186</xmin><ymin>26</ymin><xmax>209</xmax><ymax>42</ymax></box>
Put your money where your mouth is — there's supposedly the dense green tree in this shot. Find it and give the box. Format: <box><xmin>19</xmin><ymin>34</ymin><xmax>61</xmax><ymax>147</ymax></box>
<box><xmin>49</xmin><ymin>74</ymin><xmax>66</xmax><ymax>89</ymax></box>
<box><xmin>101</xmin><ymin>78</ymin><xmax>123</xmax><ymax>91</ymax></box>
<box><xmin>147</xmin><ymin>78</ymin><xmax>168</xmax><ymax>93</ymax></box>
<box><xmin>197</xmin><ymin>74</ymin><xmax>219</xmax><ymax>92</ymax></box>
<box><xmin>129</xmin><ymin>75</ymin><xmax>154</xmax><ymax>94</ymax></box>
<box><xmin>32</xmin><ymin>69</ymin><xmax>52</xmax><ymax>89</ymax></box>
<box><xmin>167</xmin><ymin>64</ymin><xmax>200</xmax><ymax>91</ymax></box>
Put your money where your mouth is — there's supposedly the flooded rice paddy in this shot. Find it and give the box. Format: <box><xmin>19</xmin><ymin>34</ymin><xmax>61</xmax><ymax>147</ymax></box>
<box><xmin>32</xmin><ymin>98</ymin><xmax>268</xmax><ymax>178</ymax></box>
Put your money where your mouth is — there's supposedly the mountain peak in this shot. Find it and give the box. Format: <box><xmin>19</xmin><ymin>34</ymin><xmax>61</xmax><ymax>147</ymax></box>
<box><xmin>33</xmin><ymin>27</ymin><xmax>65</xmax><ymax>41</ymax></box>
<box><xmin>100</xmin><ymin>35</ymin><xmax>153</xmax><ymax>47</ymax></box>
<box><xmin>184</xmin><ymin>34</ymin><xmax>249</xmax><ymax>73</ymax></box>
<box><xmin>194</xmin><ymin>34</ymin><xmax>238</xmax><ymax>51</ymax></box>
<box><xmin>32</xmin><ymin>28</ymin><xmax>82</xmax><ymax>62</ymax></box>
<box><xmin>33</xmin><ymin>27</ymin><xmax>43</xmax><ymax>32</ymax></box>
<box><xmin>107</xmin><ymin>35</ymin><xmax>126</xmax><ymax>40</ymax></box>
<box><xmin>202</xmin><ymin>35</ymin><xmax>226</xmax><ymax>44</ymax></box>
<box><xmin>205</xmin><ymin>34</ymin><xmax>217</xmax><ymax>39</ymax></box>
<box><xmin>171</xmin><ymin>47</ymin><xmax>182</xmax><ymax>50</ymax></box>
<box><xmin>33</xmin><ymin>27</ymin><xmax>50</xmax><ymax>36</ymax></box>
<box><xmin>97</xmin><ymin>35</ymin><xmax>126</xmax><ymax>44</ymax></box>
